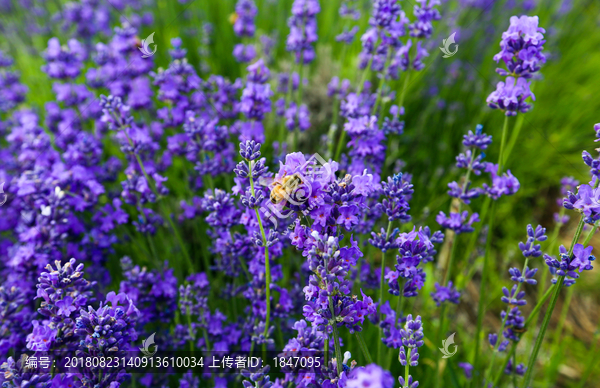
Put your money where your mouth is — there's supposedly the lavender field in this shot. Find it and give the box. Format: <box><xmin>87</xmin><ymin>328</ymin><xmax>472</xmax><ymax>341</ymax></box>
<box><xmin>1</xmin><ymin>0</ymin><xmax>600</xmax><ymax>387</ymax></box>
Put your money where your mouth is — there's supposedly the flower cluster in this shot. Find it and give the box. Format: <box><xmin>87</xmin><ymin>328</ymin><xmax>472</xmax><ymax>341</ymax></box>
<box><xmin>239</xmin><ymin>60</ymin><xmax>273</xmax><ymax>142</ymax></box>
<box><xmin>544</xmin><ymin>244</ymin><xmax>595</xmax><ymax>287</ymax></box>
<box><xmin>86</xmin><ymin>23</ymin><xmax>154</xmax><ymax>106</ymax></box>
<box><xmin>0</xmin><ymin>51</ymin><xmax>27</xmax><ymax>116</ymax></box>
<box><xmin>347</xmin><ymin>364</ymin><xmax>394</xmax><ymax>388</ymax></box>
<box><xmin>437</xmin><ymin>125</ymin><xmax>520</xmax><ymax>233</ymax></box>
<box><xmin>33</xmin><ymin>259</ymin><xmax>96</xmax><ymax>351</ymax></box>
<box><xmin>41</xmin><ymin>37</ymin><xmax>86</xmax><ymax>80</ymax></box>
<box><xmin>358</xmin><ymin>0</ymin><xmax>439</xmax><ymax>77</ymax></box>
<box><xmin>75</xmin><ymin>292</ymin><xmax>140</xmax><ymax>387</ymax></box>
<box><xmin>233</xmin><ymin>0</ymin><xmax>258</xmax><ymax>62</ymax></box>
<box><xmin>487</xmin><ymin>224</ymin><xmax>546</xmax><ymax>380</ymax></box>
<box><xmin>431</xmin><ymin>281</ymin><xmax>461</xmax><ymax>306</ymax></box>
<box><xmin>0</xmin><ymin>2</ymin><xmax>587</xmax><ymax>388</ymax></box>
<box><xmin>119</xmin><ymin>257</ymin><xmax>178</xmax><ymax>326</ymax></box>
<box><xmin>286</xmin><ymin>0</ymin><xmax>321</xmax><ymax>64</ymax></box>
<box><xmin>336</xmin><ymin>0</ymin><xmax>361</xmax><ymax>44</ymax></box>
<box><xmin>344</xmin><ymin>115</ymin><xmax>387</xmax><ymax>182</ymax></box>
<box><xmin>487</xmin><ymin>16</ymin><xmax>546</xmax><ymax>115</ymax></box>
<box><xmin>398</xmin><ymin>314</ymin><xmax>424</xmax><ymax>387</ymax></box>
<box><xmin>379</xmin><ymin>227</ymin><xmax>443</xmax><ymax>298</ymax></box>
<box><xmin>301</xmin><ymin>232</ymin><xmax>376</xmax><ymax>333</ymax></box>
<box><xmin>563</xmin><ymin>124</ymin><xmax>600</xmax><ymax>224</ymax></box>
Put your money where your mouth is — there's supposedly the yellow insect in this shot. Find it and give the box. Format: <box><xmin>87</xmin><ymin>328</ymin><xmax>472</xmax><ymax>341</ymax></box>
<box><xmin>270</xmin><ymin>173</ymin><xmax>303</xmax><ymax>204</ymax></box>
<box><xmin>229</xmin><ymin>12</ymin><xmax>239</xmax><ymax>25</ymax></box>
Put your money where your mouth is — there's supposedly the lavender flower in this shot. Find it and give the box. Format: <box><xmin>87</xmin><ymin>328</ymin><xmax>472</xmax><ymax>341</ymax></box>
<box><xmin>301</xmin><ymin>232</ymin><xmax>376</xmax><ymax>333</ymax></box>
<box><xmin>491</xmin><ymin>224</ymin><xmax>546</xmax><ymax>364</ymax></box>
<box><xmin>232</xmin><ymin>0</ymin><xmax>258</xmax><ymax>62</ymax></box>
<box><xmin>1</xmin><ymin>356</ymin><xmax>51</xmax><ymax>387</ymax></box>
<box><xmin>436</xmin><ymin>211</ymin><xmax>479</xmax><ymax>234</ymax></box>
<box><xmin>486</xmin><ymin>76</ymin><xmax>535</xmax><ymax>116</ymax></box>
<box><xmin>398</xmin><ymin>315</ymin><xmax>424</xmax><ymax>386</ymax></box>
<box><xmin>493</xmin><ymin>16</ymin><xmax>546</xmax><ymax>79</ymax></box>
<box><xmin>384</xmin><ymin>227</ymin><xmax>441</xmax><ymax>298</ymax></box>
<box><xmin>487</xmin><ymin>15</ymin><xmax>546</xmax><ymax>115</ymax></box>
<box><xmin>463</xmin><ymin>124</ymin><xmax>492</xmax><ymax>150</ymax></box>
<box><xmin>286</xmin><ymin>0</ymin><xmax>321</xmax><ymax>63</ymax></box>
<box><xmin>35</xmin><ymin>258</ymin><xmax>95</xmax><ymax>349</ymax></box>
<box><xmin>233</xmin><ymin>0</ymin><xmax>258</xmax><ymax>37</ymax></box>
<box><xmin>482</xmin><ymin>163</ymin><xmax>520</xmax><ymax>199</ymax></box>
<box><xmin>344</xmin><ymin>115</ymin><xmax>387</xmax><ymax>181</ymax></box>
<box><xmin>544</xmin><ymin>244</ymin><xmax>595</xmax><ymax>286</ymax></box>
<box><xmin>431</xmin><ymin>281</ymin><xmax>461</xmax><ymax>306</ymax></box>
<box><xmin>459</xmin><ymin>362</ymin><xmax>474</xmax><ymax>379</ymax></box>
<box><xmin>408</xmin><ymin>0</ymin><xmax>441</xmax><ymax>39</ymax></box>
<box><xmin>517</xmin><ymin>224</ymin><xmax>547</xmax><ymax>258</ymax></box>
<box><xmin>119</xmin><ymin>257</ymin><xmax>178</xmax><ymax>326</ymax></box>
<box><xmin>41</xmin><ymin>37</ymin><xmax>86</xmax><ymax>80</ymax></box>
<box><xmin>0</xmin><ymin>51</ymin><xmax>27</xmax><ymax>114</ymax></box>
<box><xmin>347</xmin><ymin>364</ymin><xmax>394</xmax><ymax>388</ymax></box>
<box><xmin>75</xmin><ymin>292</ymin><xmax>140</xmax><ymax>387</ymax></box>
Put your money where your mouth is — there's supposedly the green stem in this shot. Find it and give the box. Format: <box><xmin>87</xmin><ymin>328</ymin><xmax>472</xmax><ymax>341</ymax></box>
<box><xmin>294</xmin><ymin>60</ymin><xmax>304</xmax><ymax>151</ymax></box>
<box><xmin>378</xmin><ymin>221</ymin><xmax>393</xmax><ymax>364</ymax></box>
<box><xmin>402</xmin><ymin>348</ymin><xmax>411</xmax><ymax>387</ymax></box>
<box><xmin>146</xmin><ymin>234</ymin><xmax>161</xmax><ymax>267</ymax></box>
<box><xmin>334</xmin><ymin>49</ymin><xmax>376</xmax><ymax>161</ymax></box>
<box><xmin>279</xmin><ymin>62</ymin><xmax>296</xmax><ymax>145</ymax></box>
<box><xmin>201</xmin><ymin>326</ymin><xmax>211</xmax><ymax>352</ymax></box>
<box><xmin>327</xmin><ymin>41</ymin><xmax>349</xmax><ymax>158</ymax></box>
<box><xmin>473</xmin><ymin>201</ymin><xmax>496</xmax><ymax>383</ymax></box>
<box><xmin>583</xmin><ymin>221</ymin><xmax>599</xmax><ymax>246</ymax></box>
<box><xmin>396</xmin><ymin>72</ymin><xmax>411</xmax><ymax>116</ymax></box>
<box><xmin>371</xmin><ymin>50</ymin><xmax>392</xmax><ymax>119</ymax></box>
<box><xmin>473</xmin><ymin>116</ymin><xmax>510</xmax><ymax>381</ymax></box>
<box><xmin>372</xmin><ymin>78</ymin><xmax>386</xmax><ymax>117</ymax></box>
<box><xmin>435</xmin><ymin>232</ymin><xmax>460</xmax><ymax>388</ymax></box>
<box><xmin>379</xmin><ymin>221</ymin><xmax>393</xmax><ymax>310</ymax></box>
<box><xmin>394</xmin><ymin>278</ymin><xmax>407</xmax><ymax>316</ymax></box>
<box><xmin>163</xmin><ymin>206</ymin><xmax>195</xmax><ymax>274</ymax></box>
<box><xmin>538</xmin><ymin>207</ymin><xmax>565</xmax><ymax>298</ymax></box>
<box><xmin>484</xmin><ymin>256</ymin><xmax>531</xmax><ymax>382</ymax></box>
<box><xmin>512</xmin><ymin>351</ymin><xmax>517</xmax><ymax>387</ymax></box>
<box><xmin>497</xmin><ymin>115</ymin><xmax>510</xmax><ymax>173</ymax></box>
<box><xmin>434</xmin><ymin>303</ymin><xmax>447</xmax><ymax>388</ymax></box>
<box><xmin>324</xmin><ymin>335</ymin><xmax>329</xmax><ymax>367</ymax></box>
<box><xmin>333</xmin><ymin>130</ymin><xmax>347</xmax><ymax>162</ymax></box>
<box><xmin>248</xmin><ymin>162</ymin><xmax>272</xmax><ymax>351</ymax></box>
<box><xmin>546</xmin><ymin>221</ymin><xmax>598</xmax><ymax>382</ymax></box>
<box><xmin>503</xmin><ymin>112</ymin><xmax>525</xmax><ymax>168</ymax></box>
<box><xmin>491</xmin><ymin>270</ymin><xmax>559</xmax><ymax>385</ymax></box>
<box><xmin>185</xmin><ymin>307</ymin><xmax>195</xmax><ymax>353</ymax></box>
<box><xmin>524</xmin><ymin>283</ymin><xmax>555</xmax><ymax>328</ymax></box>
<box><xmin>329</xmin><ymin>296</ymin><xmax>343</xmax><ymax>376</ymax></box>
<box><xmin>493</xmin><ymin>343</ymin><xmax>517</xmax><ymax>387</ymax></box>
<box><xmin>328</xmin><ymin>96</ymin><xmax>341</xmax><ymax>158</ymax></box>
<box><xmin>459</xmin><ymin>197</ymin><xmax>491</xmax><ymax>289</ymax></box>
<box><xmin>443</xmin><ymin>230</ymin><xmax>460</xmax><ymax>285</ymax></box>
<box><xmin>355</xmin><ymin>332</ymin><xmax>373</xmax><ymax>364</ymax></box>
<box><xmin>522</xmin><ymin>216</ymin><xmax>586</xmax><ymax>387</ymax></box>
